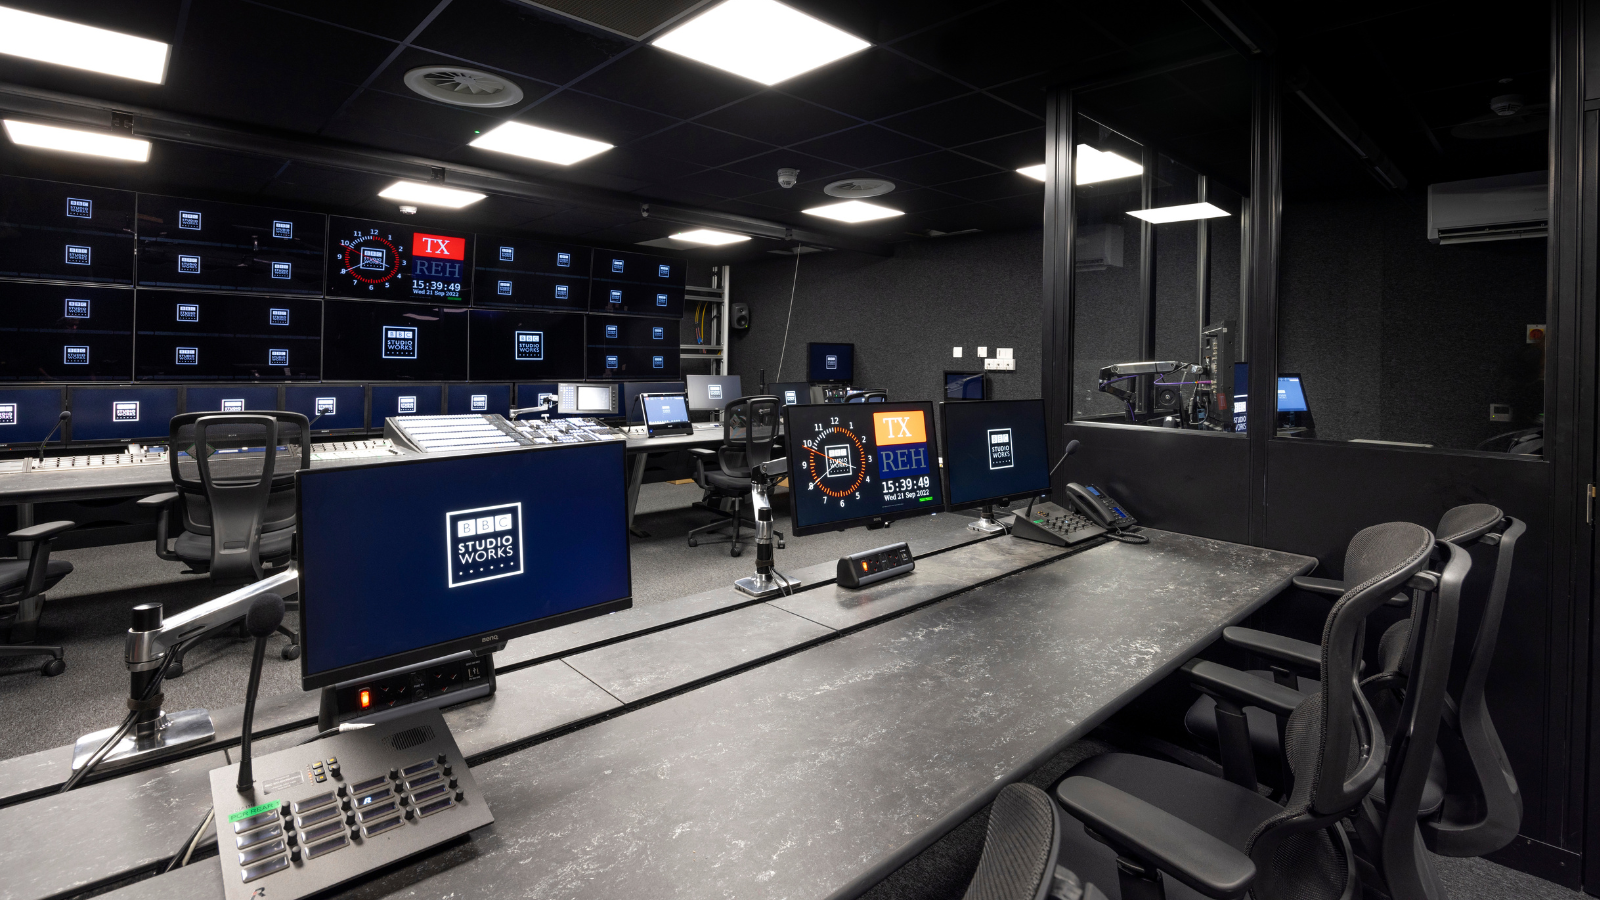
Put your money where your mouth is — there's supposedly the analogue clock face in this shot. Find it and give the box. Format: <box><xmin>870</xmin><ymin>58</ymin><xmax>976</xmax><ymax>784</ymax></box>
<box><xmin>338</xmin><ymin>229</ymin><xmax>405</xmax><ymax>291</ymax></box>
<box><xmin>800</xmin><ymin>419</ymin><xmax>871</xmax><ymax>507</ymax></box>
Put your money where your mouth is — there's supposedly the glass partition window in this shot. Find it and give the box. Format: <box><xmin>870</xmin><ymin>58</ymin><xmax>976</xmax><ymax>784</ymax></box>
<box><xmin>1072</xmin><ymin>117</ymin><xmax>1145</xmax><ymax>422</ymax></box>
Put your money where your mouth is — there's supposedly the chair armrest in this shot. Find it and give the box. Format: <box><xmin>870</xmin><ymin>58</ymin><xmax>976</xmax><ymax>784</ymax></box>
<box><xmin>9</xmin><ymin>520</ymin><xmax>75</xmax><ymax>543</ymax></box>
<box><xmin>1223</xmin><ymin>627</ymin><xmax>1321</xmax><ymax>675</ymax></box>
<box><xmin>1181</xmin><ymin>660</ymin><xmax>1305</xmax><ymax>718</ymax></box>
<box><xmin>686</xmin><ymin>448</ymin><xmax>717</xmax><ymax>460</ymax></box>
<box><xmin>1056</xmin><ymin>776</ymin><xmax>1255</xmax><ymax>899</ymax></box>
<box><xmin>138</xmin><ymin>492</ymin><xmax>180</xmax><ymax>508</ymax></box>
<box><xmin>139</xmin><ymin>493</ymin><xmax>183</xmax><ymax>561</ymax></box>
<box><xmin>1292</xmin><ymin>575</ymin><xmax>1346</xmax><ymax>596</ymax></box>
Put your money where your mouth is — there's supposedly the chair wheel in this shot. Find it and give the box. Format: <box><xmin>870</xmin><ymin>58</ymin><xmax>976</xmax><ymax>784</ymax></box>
<box><xmin>731</xmin><ymin>544</ymin><xmax>742</xmax><ymax>557</ymax></box>
<box><xmin>777</xmin><ymin>540</ymin><xmax>786</xmax><ymax>550</ymax></box>
<box><xmin>40</xmin><ymin>658</ymin><xmax>65</xmax><ymax>677</ymax></box>
<box><xmin>281</xmin><ymin>644</ymin><xmax>300</xmax><ymax>661</ymax></box>
<box><xmin>688</xmin><ymin>538</ymin><xmax>698</xmax><ymax>547</ymax></box>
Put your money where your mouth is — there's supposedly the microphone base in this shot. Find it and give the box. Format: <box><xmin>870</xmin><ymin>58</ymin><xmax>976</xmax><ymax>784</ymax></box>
<box><xmin>70</xmin><ymin>707</ymin><xmax>215</xmax><ymax>774</ymax></box>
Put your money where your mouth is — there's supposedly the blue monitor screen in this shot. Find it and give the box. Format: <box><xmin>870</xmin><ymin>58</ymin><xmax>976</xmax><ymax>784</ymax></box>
<box><xmin>69</xmin><ymin>387</ymin><xmax>180</xmax><ymax>442</ymax></box>
<box><xmin>768</xmin><ymin>382</ymin><xmax>809</xmax><ymax>406</ymax></box>
<box><xmin>623</xmin><ymin>381</ymin><xmax>686</xmax><ymax>423</ymax></box>
<box><xmin>296</xmin><ymin>443</ymin><xmax>632</xmax><ymax>687</ymax></box>
<box><xmin>372</xmin><ymin>384</ymin><xmax>440</xmax><ymax>420</ymax></box>
<box><xmin>448</xmin><ymin>384</ymin><xmax>510</xmax><ymax>415</ymax></box>
<box><xmin>807</xmin><ymin>342</ymin><xmax>854</xmax><ymax>383</ymax></box>
<box><xmin>186</xmin><ymin>386</ymin><xmax>279</xmax><ymax>413</ymax></box>
<box><xmin>1276</xmin><ymin>376</ymin><xmax>1308</xmax><ymax>413</ymax></box>
<box><xmin>945</xmin><ymin>372</ymin><xmax>985</xmax><ymax>400</ymax></box>
<box><xmin>642</xmin><ymin>395</ymin><xmax>689</xmax><ymax>425</ymax></box>
<box><xmin>285</xmin><ymin>385</ymin><xmax>366</xmax><ymax>432</ymax></box>
<box><xmin>0</xmin><ymin>388</ymin><xmax>64</xmax><ymax>447</ymax></box>
<box><xmin>940</xmin><ymin>399</ymin><xmax>1051</xmax><ymax>510</ymax></box>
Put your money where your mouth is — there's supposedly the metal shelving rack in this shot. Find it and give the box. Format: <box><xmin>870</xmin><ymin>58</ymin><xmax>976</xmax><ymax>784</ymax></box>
<box><xmin>682</xmin><ymin>264</ymin><xmax>729</xmax><ymax>375</ymax></box>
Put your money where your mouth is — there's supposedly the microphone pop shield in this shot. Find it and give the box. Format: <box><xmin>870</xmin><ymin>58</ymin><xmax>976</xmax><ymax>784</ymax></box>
<box><xmin>244</xmin><ymin>593</ymin><xmax>286</xmax><ymax>638</ymax></box>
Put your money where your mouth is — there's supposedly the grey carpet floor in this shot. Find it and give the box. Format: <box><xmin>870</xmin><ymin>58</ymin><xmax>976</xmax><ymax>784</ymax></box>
<box><xmin>0</xmin><ymin>482</ymin><xmax>971</xmax><ymax>760</ymax></box>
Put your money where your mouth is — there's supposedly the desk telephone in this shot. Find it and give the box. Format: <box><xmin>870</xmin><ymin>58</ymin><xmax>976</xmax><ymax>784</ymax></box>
<box><xmin>1064</xmin><ymin>482</ymin><xmax>1136</xmax><ymax>530</ymax></box>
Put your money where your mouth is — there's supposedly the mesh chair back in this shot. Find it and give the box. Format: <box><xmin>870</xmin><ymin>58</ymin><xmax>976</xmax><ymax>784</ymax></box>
<box><xmin>719</xmin><ymin>396</ymin><xmax>781</xmax><ymax>478</ymax></box>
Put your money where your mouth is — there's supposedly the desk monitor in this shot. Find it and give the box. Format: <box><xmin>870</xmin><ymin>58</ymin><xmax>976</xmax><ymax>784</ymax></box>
<box><xmin>1275</xmin><ymin>372</ymin><xmax>1315</xmax><ymax>436</ymax></box>
<box><xmin>186</xmin><ymin>386</ymin><xmax>279</xmax><ymax>413</ymax></box>
<box><xmin>286</xmin><ymin>385</ymin><xmax>366</xmax><ymax>433</ymax></box>
<box><xmin>373</xmin><ymin>384</ymin><xmax>442</xmax><ymax>420</ymax></box>
<box><xmin>640</xmin><ymin>393</ymin><xmax>692</xmax><ymax>437</ymax></box>
<box><xmin>0</xmin><ymin>387</ymin><xmax>65</xmax><ymax>448</ymax></box>
<box><xmin>448</xmin><ymin>384</ymin><xmax>510</xmax><ymax>415</ymax></box>
<box><xmin>940</xmin><ymin>399</ymin><xmax>1051</xmax><ymax>512</ymax></box>
<box><xmin>807</xmin><ymin>342</ymin><xmax>854</xmax><ymax>383</ymax></box>
<box><xmin>321</xmin><ymin>299</ymin><xmax>469</xmax><ymax>382</ymax></box>
<box><xmin>296</xmin><ymin>442</ymin><xmax>632</xmax><ymax>688</ymax></box>
<box><xmin>558</xmin><ymin>382</ymin><xmax>618</xmax><ymax>416</ymax></box>
<box><xmin>623</xmin><ymin>381</ymin><xmax>686</xmax><ymax>423</ymax></box>
<box><xmin>945</xmin><ymin>371</ymin><xmax>986</xmax><ymax>401</ymax></box>
<box><xmin>67</xmin><ymin>386</ymin><xmax>180</xmax><ymax>442</ymax></box>
<box><xmin>784</xmin><ymin>401</ymin><xmax>944</xmax><ymax>536</ymax></box>
<box><xmin>687</xmin><ymin>374</ymin><xmax>741</xmax><ymax>411</ymax></box>
<box><xmin>768</xmin><ymin>381</ymin><xmax>809</xmax><ymax>406</ymax></box>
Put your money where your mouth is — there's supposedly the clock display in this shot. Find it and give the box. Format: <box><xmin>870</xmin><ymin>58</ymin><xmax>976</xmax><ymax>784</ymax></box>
<box><xmin>326</xmin><ymin>217</ymin><xmax>472</xmax><ymax>303</ymax></box>
<box><xmin>785</xmin><ymin>402</ymin><xmax>943</xmax><ymax>536</ymax></box>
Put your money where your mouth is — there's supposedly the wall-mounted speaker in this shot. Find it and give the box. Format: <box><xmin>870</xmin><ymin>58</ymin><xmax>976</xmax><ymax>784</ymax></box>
<box><xmin>731</xmin><ymin>303</ymin><xmax>750</xmax><ymax>330</ymax></box>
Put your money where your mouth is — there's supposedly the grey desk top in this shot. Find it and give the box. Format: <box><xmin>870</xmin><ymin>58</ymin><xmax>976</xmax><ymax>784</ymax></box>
<box><xmin>79</xmin><ymin>530</ymin><xmax>1310</xmax><ymax>900</ymax></box>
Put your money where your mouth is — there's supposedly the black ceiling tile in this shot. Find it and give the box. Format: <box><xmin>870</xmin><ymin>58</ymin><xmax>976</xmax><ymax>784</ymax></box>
<box><xmin>781</xmin><ymin>47</ymin><xmax>966</xmax><ymax>121</ymax></box>
<box><xmin>791</xmin><ymin>125</ymin><xmax>939</xmax><ymax>168</ymax></box>
<box><xmin>323</xmin><ymin>84</ymin><xmax>496</xmax><ymax>146</ymax></box>
<box><xmin>781</xmin><ymin>0</ymin><xmax>975</xmax><ymax>45</ymax></box>
<box><xmin>879</xmin><ymin>92</ymin><xmax>1041</xmax><ymax>148</ymax></box>
<box><xmin>696</xmin><ymin>93</ymin><xmax>859</xmax><ymax>148</ymax></box>
<box><xmin>938</xmin><ymin>171</ymin><xmax>1041</xmax><ymax>202</ymax></box>
<box><xmin>627</xmin><ymin>124</ymin><xmax>775</xmax><ymax>167</ymax></box>
<box><xmin>862</xmin><ymin>187</ymin><xmax>966</xmax><ymax>215</ymax></box>
<box><xmin>956</xmin><ymin>128</ymin><xmax>1046</xmax><ymax>170</ymax></box>
<box><xmin>667</xmin><ymin>168</ymin><xmax>777</xmax><ymax>200</ymax></box>
<box><xmin>536</xmin><ymin>205</ymin><xmax>637</xmax><ymax>232</ymax></box>
<box><xmin>413</xmin><ymin>0</ymin><xmax>630</xmax><ymax>86</ymax></box>
<box><xmin>582</xmin><ymin>148</ymin><xmax>704</xmax><ymax>184</ymax></box>
<box><xmin>638</xmin><ymin>183</ymin><xmax>729</xmax><ymax>208</ymax></box>
<box><xmin>720</xmin><ymin>151</ymin><xmax>853</xmax><ymax>185</ymax></box>
<box><xmin>258</xmin><ymin>163</ymin><xmax>390</xmax><ymax>210</ymax></box>
<box><xmin>321</xmin><ymin>117</ymin><xmax>472</xmax><ymax>161</ymax></box>
<box><xmin>567</xmin><ymin>46</ymin><xmax>756</xmax><ymax>120</ymax></box>
<box><xmin>869</xmin><ymin>151</ymin><xmax>1002</xmax><ymax>187</ymax></box>
<box><xmin>515</xmin><ymin>90</ymin><xmax>680</xmax><ymax>145</ymax></box>
<box><xmin>731</xmin><ymin>185</ymin><xmax>840</xmax><ymax>213</ymax></box>
<box><xmin>249</xmin><ymin>0</ymin><xmax>445</xmax><ymax>41</ymax></box>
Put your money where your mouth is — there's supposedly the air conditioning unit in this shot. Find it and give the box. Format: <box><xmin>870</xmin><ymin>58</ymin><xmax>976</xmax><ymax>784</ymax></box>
<box><xmin>1427</xmin><ymin>171</ymin><xmax>1547</xmax><ymax>244</ymax></box>
<box><xmin>1076</xmin><ymin>223</ymin><xmax>1124</xmax><ymax>270</ymax></box>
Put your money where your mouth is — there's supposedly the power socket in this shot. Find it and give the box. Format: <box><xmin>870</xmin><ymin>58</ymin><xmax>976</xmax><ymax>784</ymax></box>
<box><xmin>983</xmin><ymin>357</ymin><xmax>1015</xmax><ymax>371</ymax></box>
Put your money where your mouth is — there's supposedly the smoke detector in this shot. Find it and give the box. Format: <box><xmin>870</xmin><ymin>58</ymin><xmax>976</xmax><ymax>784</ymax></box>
<box><xmin>824</xmin><ymin>178</ymin><xmax>895</xmax><ymax>198</ymax></box>
<box><xmin>404</xmin><ymin>66</ymin><xmax>525</xmax><ymax>108</ymax></box>
<box><xmin>1489</xmin><ymin>94</ymin><xmax>1524</xmax><ymax>117</ymax></box>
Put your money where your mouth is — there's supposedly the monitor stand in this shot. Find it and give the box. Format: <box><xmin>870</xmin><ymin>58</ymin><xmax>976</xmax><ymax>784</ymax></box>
<box><xmin>316</xmin><ymin>650</ymin><xmax>496</xmax><ymax>732</ymax></box>
<box><xmin>968</xmin><ymin>503</ymin><xmax>1006</xmax><ymax>534</ymax></box>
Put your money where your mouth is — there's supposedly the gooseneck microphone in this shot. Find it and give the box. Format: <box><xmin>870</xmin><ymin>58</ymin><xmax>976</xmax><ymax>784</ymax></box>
<box><xmin>1026</xmin><ymin>439</ymin><xmax>1080</xmax><ymax>521</ymax></box>
<box><xmin>37</xmin><ymin>410</ymin><xmax>69</xmax><ymax>460</ymax></box>
<box><xmin>236</xmin><ymin>593</ymin><xmax>286</xmax><ymax>794</ymax></box>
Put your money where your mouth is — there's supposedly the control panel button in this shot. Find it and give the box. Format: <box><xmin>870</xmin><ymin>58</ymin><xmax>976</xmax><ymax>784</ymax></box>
<box><xmin>351</xmin><ymin>776</ymin><xmax>387</xmax><ymax>794</ymax></box>
<box><xmin>305</xmin><ymin>834</ymin><xmax>349</xmax><ymax>859</ymax></box>
<box><xmin>410</xmin><ymin>785</ymin><xmax>449</xmax><ymax>805</ymax></box>
<box><xmin>301</xmin><ymin>821</ymin><xmax>343</xmax><ymax>845</ymax></box>
<box><xmin>232</xmin><ymin>810</ymin><xmax>280</xmax><ymax>834</ymax></box>
<box><xmin>401</xmin><ymin>760</ymin><xmax>437</xmax><ymax>779</ymax></box>
<box><xmin>295</xmin><ymin>806</ymin><xmax>340</xmax><ymax>829</ymax></box>
<box><xmin>417</xmin><ymin>798</ymin><xmax>453</xmax><ymax>818</ymax></box>
<box><xmin>357</xmin><ymin>801</ymin><xmax>399</xmax><ymax>823</ymax></box>
<box><xmin>236</xmin><ymin>824</ymin><xmax>284</xmax><ymax>851</ymax></box>
<box><xmin>291</xmin><ymin>792</ymin><xmax>335</xmax><ymax>814</ymax></box>
<box><xmin>241</xmin><ymin>854</ymin><xmax>290</xmax><ymax>883</ymax></box>
<box><xmin>363</xmin><ymin>816</ymin><xmax>404</xmax><ymax>838</ymax></box>
<box><xmin>354</xmin><ymin>787</ymin><xmax>393</xmax><ymax>806</ymax></box>
<box><xmin>405</xmin><ymin>771</ymin><xmax>442</xmax><ymax>791</ymax></box>
<box><xmin>239</xmin><ymin>839</ymin><xmax>286</xmax><ymax>867</ymax></box>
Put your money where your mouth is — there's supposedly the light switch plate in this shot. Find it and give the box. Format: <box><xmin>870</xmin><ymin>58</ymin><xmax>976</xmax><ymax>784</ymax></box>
<box><xmin>984</xmin><ymin>357</ymin><xmax>1015</xmax><ymax>371</ymax></box>
<box><xmin>953</xmin><ymin>346</ymin><xmax>962</xmax><ymax>357</ymax></box>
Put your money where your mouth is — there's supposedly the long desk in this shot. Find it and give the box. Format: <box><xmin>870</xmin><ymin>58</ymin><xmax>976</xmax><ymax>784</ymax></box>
<box><xmin>0</xmin><ymin>529</ymin><xmax>1312</xmax><ymax>900</ymax></box>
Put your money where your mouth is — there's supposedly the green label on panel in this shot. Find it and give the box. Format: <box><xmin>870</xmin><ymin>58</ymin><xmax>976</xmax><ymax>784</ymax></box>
<box><xmin>228</xmin><ymin>800</ymin><xmax>282</xmax><ymax>823</ymax></box>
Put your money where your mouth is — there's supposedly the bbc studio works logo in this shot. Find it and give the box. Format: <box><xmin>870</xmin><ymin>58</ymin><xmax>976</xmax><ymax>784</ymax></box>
<box><xmin>113</xmin><ymin>401</ymin><xmax>140</xmax><ymax>422</ymax></box>
<box><xmin>0</xmin><ymin>403</ymin><xmax>15</xmax><ymax>425</ymax></box>
<box><xmin>382</xmin><ymin>325</ymin><xmax>418</xmax><ymax>359</ymax></box>
<box><xmin>64</xmin><ymin>299</ymin><xmax>90</xmax><ymax>318</ymax></box>
<box><xmin>447</xmin><ymin>503</ymin><xmax>524</xmax><ymax>588</ymax></box>
<box><xmin>987</xmin><ymin>428</ymin><xmax>1014</xmax><ymax>469</ymax></box>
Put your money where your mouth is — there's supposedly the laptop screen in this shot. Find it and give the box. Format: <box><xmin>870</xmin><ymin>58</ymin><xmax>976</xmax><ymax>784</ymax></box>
<box><xmin>642</xmin><ymin>393</ymin><xmax>689</xmax><ymax>426</ymax></box>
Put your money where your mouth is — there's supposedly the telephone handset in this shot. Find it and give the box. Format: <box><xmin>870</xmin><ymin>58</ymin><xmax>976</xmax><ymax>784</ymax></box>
<box><xmin>1065</xmin><ymin>482</ymin><xmax>1136</xmax><ymax>530</ymax></box>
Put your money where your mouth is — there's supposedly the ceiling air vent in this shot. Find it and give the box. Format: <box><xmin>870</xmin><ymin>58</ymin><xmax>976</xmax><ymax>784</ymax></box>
<box><xmin>404</xmin><ymin>67</ymin><xmax>525</xmax><ymax>108</ymax></box>
<box><xmin>824</xmin><ymin>178</ymin><xmax>895</xmax><ymax>199</ymax></box>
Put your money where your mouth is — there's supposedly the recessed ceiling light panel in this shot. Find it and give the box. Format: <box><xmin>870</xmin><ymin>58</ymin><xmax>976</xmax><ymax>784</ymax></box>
<box><xmin>0</xmin><ymin>6</ymin><xmax>169</xmax><ymax>83</ymax></box>
<box><xmin>378</xmin><ymin>181</ymin><xmax>487</xmax><ymax>209</ymax></box>
<box><xmin>4</xmin><ymin>120</ymin><xmax>150</xmax><ymax>162</ymax></box>
<box><xmin>469</xmin><ymin>120</ymin><xmax>613</xmax><ymax>165</ymax></box>
<box><xmin>1017</xmin><ymin>146</ymin><xmax>1145</xmax><ymax>185</ymax></box>
<box><xmin>803</xmin><ymin>200</ymin><xmax>903</xmax><ymax>223</ymax></box>
<box><xmin>671</xmin><ymin>229</ymin><xmax>752</xmax><ymax>245</ymax></box>
<box><xmin>1126</xmin><ymin>202</ymin><xmax>1231</xmax><ymax>224</ymax></box>
<box><xmin>653</xmin><ymin>0</ymin><xmax>869</xmax><ymax>86</ymax></box>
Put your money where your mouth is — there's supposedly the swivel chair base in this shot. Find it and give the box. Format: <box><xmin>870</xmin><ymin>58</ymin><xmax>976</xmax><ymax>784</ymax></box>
<box><xmin>0</xmin><ymin>644</ymin><xmax>64</xmax><ymax>676</ymax></box>
<box><xmin>70</xmin><ymin>707</ymin><xmax>215</xmax><ymax>773</ymax></box>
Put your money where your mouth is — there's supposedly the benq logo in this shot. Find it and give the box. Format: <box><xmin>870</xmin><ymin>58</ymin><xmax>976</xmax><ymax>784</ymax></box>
<box><xmin>113</xmin><ymin>401</ymin><xmax>140</xmax><ymax>422</ymax></box>
<box><xmin>398</xmin><ymin>396</ymin><xmax>417</xmax><ymax>414</ymax></box>
<box><xmin>610</xmin><ymin>258</ymin><xmax>624</xmax><ymax>273</ymax></box>
<box><xmin>269</xmin><ymin>308</ymin><xmax>290</xmax><ymax>326</ymax></box>
<box><xmin>447</xmin><ymin>502</ymin><xmax>524</xmax><ymax>588</ymax></box>
<box><xmin>64</xmin><ymin>345</ymin><xmax>89</xmax><ymax>364</ymax></box>
<box><xmin>658</xmin><ymin>264</ymin><xmax>671</xmax><ymax>278</ymax></box>
<box><xmin>179</xmin><ymin>211</ymin><xmax>202</xmax><ymax>230</ymax></box>
<box><xmin>222</xmin><ymin>399</ymin><xmax>245</xmax><ymax>413</ymax></box>
<box><xmin>176</xmin><ymin>347</ymin><xmax>199</xmax><ymax>365</ymax></box>
<box><xmin>0</xmin><ymin>403</ymin><xmax>15</xmax><ymax>425</ymax></box>
<box><xmin>413</xmin><ymin>233</ymin><xmax>464</xmax><ymax>260</ymax></box>
<box><xmin>987</xmin><ymin>428</ymin><xmax>1014</xmax><ymax>469</ymax></box>
<box><xmin>656</xmin><ymin>293</ymin><xmax>668</xmax><ymax>307</ymax></box>
<box><xmin>554</xmin><ymin>284</ymin><xmax>568</xmax><ymax>299</ymax></box>
<box><xmin>382</xmin><ymin>326</ymin><xmax>418</xmax><ymax>359</ymax></box>
<box><xmin>471</xmin><ymin>394</ymin><xmax>488</xmax><ymax>411</ymax></box>
<box><xmin>268</xmin><ymin>349</ymin><xmax>289</xmax><ymax>366</ymax></box>
<box><xmin>178</xmin><ymin>254</ymin><xmax>201</xmax><ymax>274</ymax></box>
<box><xmin>514</xmin><ymin>331</ymin><xmax>543</xmax><ymax>361</ymax></box>
<box><xmin>651</xmin><ymin>326</ymin><xmax>664</xmax><ymax>340</ymax></box>
<box><xmin>65</xmin><ymin>245</ymin><xmax>91</xmax><ymax>265</ymax></box>
<box><xmin>66</xmin><ymin>198</ymin><xmax>91</xmax><ymax>219</ymax></box>
<box><xmin>605</xmin><ymin>324</ymin><xmax>618</xmax><ymax>339</ymax></box>
<box><xmin>272</xmin><ymin>220</ymin><xmax>293</xmax><ymax>239</ymax></box>
<box><xmin>271</xmin><ymin>262</ymin><xmax>292</xmax><ymax>279</ymax></box>
<box><xmin>499</xmin><ymin>246</ymin><xmax>514</xmax><ymax>261</ymax></box>
<box><xmin>556</xmin><ymin>252</ymin><xmax>571</xmax><ymax>267</ymax></box>
<box><xmin>176</xmin><ymin>303</ymin><xmax>199</xmax><ymax>322</ymax></box>
<box><xmin>497</xmin><ymin>280</ymin><xmax>512</xmax><ymax>296</ymax></box>
<box><xmin>64</xmin><ymin>299</ymin><xmax>90</xmax><ymax>318</ymax></box>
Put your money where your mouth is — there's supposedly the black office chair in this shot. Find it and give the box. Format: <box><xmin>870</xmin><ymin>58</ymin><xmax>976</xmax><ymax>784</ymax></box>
<box><xmin>140</xmin><ymin>412</ymin><xmax>306</xmax><ymax>675</ymax></box>
<box><xmin>0</xmin><ymin>520</ymin><xmax>75</xmax><ymax>676</ymax></box>
<box><xmin>845</xmin><ymin>389</ymin><xmax>887</xmax><ymax>402</ymax></box>
<box><xmin>687</xmin><ymin>395</ymin><xmax>783</xmax><ymax>557</ymax></box>
<box><xmin>1025</xmin><ymin>522</ymin><xmax>1446</xmax><ymax>900</ymax></box>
